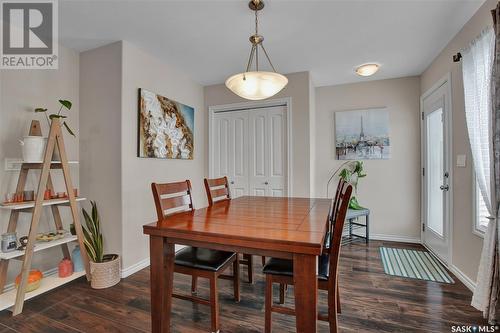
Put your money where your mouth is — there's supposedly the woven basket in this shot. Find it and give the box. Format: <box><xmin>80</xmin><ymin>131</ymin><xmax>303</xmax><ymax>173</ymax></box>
<box><xmin>90</xmin><ymin>254</ymin><xmax>120</xmax><ymax>289</ymax></box>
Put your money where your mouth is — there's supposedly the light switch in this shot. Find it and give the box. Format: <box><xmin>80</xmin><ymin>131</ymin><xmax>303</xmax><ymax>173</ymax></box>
<box><xmin>456</xmin><ymin>154</ymin><xmax>467</xmax><ymax>168</ymax></box>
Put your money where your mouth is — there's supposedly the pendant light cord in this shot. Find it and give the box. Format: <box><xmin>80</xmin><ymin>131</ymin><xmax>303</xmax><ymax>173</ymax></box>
<box><xmin>243</xmin><ymin>1</ymin><xmax>278</xmax><ymax>74</ymax></box>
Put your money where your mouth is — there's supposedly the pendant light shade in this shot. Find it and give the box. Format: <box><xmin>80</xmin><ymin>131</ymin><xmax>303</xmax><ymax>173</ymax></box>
<box><xmin>225</xmin><ymin>71</ymin><xmax>288</xmax><ymax>100</ymax></box>
<box><xmin>225</xmin><ymin>0</ymin><xmax>288</xmax><ymax>100</ymax></box>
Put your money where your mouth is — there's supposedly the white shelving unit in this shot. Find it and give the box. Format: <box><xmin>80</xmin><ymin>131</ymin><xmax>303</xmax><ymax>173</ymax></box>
<box><xmin>0</xmin><ymin>120</ymin><xmax>90</xmax><ymax>315</ymax></box>
<box><xmin>0</xmin><ymin>271</ymin><xmax>86</xmax><ymax>311</ymax></box>
<box><xmin>0</xmin><ymin>234</ymin><xmax>78</xmax><ymax>260</ymax></box>
<box><xmin>0</xmin><ymin>197</ymin><xmax>86</xmax><ymax>210</ymax></box>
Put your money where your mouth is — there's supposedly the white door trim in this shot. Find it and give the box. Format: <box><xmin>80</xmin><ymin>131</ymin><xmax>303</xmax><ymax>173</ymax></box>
<box><xmin>420</xmin><ymin>73</ymin><xmax>454</xmax><ymax>266</ymax></box>
<box><xmin>208</xmin><ymin>97</ymin><xmax>293</xmax><ymax>197</ymax></box>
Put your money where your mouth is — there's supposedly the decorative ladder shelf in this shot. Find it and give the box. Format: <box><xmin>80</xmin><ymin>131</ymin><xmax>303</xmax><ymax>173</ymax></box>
<box><xmin>0</xmin><ymin>120</ymin><xmax>90</xmax><ymax>315</ymax></box>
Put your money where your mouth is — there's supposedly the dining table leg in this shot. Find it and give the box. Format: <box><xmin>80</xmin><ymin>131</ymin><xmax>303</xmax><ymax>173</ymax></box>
<box><xmin>150</xmin><ymin>236</ymin><xmax>175</xmax><ymax>333</ymax></box>
<box><xmin>293</xmin><ymin>253</ymin><xmax>317</xmax><ymax>333</ymax></box>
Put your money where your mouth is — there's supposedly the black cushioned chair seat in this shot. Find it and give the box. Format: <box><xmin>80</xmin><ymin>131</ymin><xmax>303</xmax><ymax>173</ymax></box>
<box><xmin>262</xmin><ymin>254</ymin><xmax>330</xmax><ymax>281</ymax></box>
<box><xmin>175</xmin><ymin>246</ymin><xmax>236</xmax><ymax>272</ymax></box>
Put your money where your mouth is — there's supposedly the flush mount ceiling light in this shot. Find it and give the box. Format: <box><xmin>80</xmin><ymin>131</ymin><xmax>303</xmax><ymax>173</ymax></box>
<box><xmin>355</xmin><ymin>63</ymin><xmax>380</xmax><ymax>77</ymax></box>
<box><xmin>225</xmin><ymin>0</ymin><xmax>288</xmax><ymax>100</ymax></box>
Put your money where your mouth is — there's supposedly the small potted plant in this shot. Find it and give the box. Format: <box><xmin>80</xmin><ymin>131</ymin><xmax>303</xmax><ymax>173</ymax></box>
<box><xmin>327</xmin><ymin>160</ymin><xmax>367</xmax><ymax>210</ymax></box>
<box><xmin>29</xmin><ymin>99</ymin><xmax>75</xmax><ymax>161</ymax></box>
<box><xmin>82</xmin><ymin>201</ymin><xmax>120</xmax><ymax>289</ymax></box>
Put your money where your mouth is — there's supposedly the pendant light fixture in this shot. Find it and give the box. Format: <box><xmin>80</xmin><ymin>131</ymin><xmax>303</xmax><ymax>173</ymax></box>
<box><xmin>225</xmin><ymin>0</ymin><xmax>288</xmax><ymax>100</ymax></box>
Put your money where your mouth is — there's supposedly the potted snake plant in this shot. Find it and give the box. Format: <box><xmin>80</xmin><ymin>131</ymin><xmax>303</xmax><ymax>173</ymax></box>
<box><xmin>82</xmin><ymin>201</ymin><xmax>120</xmax><ymax>289</ymax></box>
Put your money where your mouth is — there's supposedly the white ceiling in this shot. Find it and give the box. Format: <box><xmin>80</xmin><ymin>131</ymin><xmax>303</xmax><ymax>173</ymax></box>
<box><xmin>60</xmin><ymin>0</ymin><xmax>486</xmax><ymax>87</ymax></box>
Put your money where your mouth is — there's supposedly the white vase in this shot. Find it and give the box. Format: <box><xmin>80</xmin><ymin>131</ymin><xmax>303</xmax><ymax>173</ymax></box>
<box><xmin>19</xmin><ymin>136</ymin><xmax>47</xmax><ymax>162</ymax></box>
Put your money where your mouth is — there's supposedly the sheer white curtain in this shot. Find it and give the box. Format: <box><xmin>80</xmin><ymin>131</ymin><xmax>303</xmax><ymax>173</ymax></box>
<box><xmin>462</xmin><ymin>27</ymin><xmax>498</xmax><ymax>321</ymax></box>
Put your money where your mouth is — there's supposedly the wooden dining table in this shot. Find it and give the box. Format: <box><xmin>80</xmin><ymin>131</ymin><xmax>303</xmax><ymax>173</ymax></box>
<box><xmin>143</xmin><ymin>196</ymin><xmax>332</xmax><ymax>333</ymax></box>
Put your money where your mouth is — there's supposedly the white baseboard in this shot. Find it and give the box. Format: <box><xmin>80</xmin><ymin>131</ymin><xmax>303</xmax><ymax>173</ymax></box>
<box><xmin>370</xmin><ymin>233</ymin><xmax>421</xmax><ymax>244</ymax></box>
<box><xmin>449</xmin><ymin>264</ymin><xmax>476</xmax><ymax>291</ymax></box>
<box><xmin>121</xmin><ymin>257</ymin><xmax>150</xmax><ymax>278</ymax></box>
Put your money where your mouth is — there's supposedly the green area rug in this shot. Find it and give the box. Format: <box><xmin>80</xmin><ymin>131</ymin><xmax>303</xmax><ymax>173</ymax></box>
<box><xmin>379</xmin><ymin>247</ymin><xmax>453</xmax><ymax>284</ymax></box>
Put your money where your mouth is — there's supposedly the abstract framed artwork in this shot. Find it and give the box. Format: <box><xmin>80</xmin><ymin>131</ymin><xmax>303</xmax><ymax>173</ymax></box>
<box><xmin>334</xmin><ymin>108</ymin><xmax>390</xmax><ymax>160</ymax></box>
<box><xmin>138</xmin><ymin>88</ymin><xmax>194</xmax><ymax>159</ymax></box>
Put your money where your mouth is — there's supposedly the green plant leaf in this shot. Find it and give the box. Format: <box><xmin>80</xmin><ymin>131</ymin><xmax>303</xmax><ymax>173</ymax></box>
<box><xmin>59</xmin><ymin>99</ymin><xmax>72</xmax><ymax>110</ymax></box>
<box><xmin>82</xmin><ymin>203</ymin><xmax>104</xmax><ymax>263</ymax></box>
<box><xmin>34</xmin><ymin>108</ymin><xmax>47</xmax><ymax>113</ymax></box>
<box><xmin>63</xmin><ymin>121</ymin><xmax>76</xmax><ymax>137</ymax></box>
<box><xmin>49</xmin><ymin>114</ymin><xmax>67</xmax><ymax>119</ymax></box>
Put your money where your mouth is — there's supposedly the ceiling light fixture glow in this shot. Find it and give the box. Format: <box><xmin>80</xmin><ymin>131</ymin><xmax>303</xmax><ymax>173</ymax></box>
<box><xmin>355</xmin><ymin>63</ymin><xmax>380</xmax><ymax>77</ymax></box>
<box><xmin>225</xmin><ymin>0</ymin><xmax>288</xmax><ymax>100</ymax></box>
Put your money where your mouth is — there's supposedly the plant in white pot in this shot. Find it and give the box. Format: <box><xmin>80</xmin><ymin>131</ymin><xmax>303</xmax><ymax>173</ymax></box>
<box><xmin>20</xmin><ymin>99</ymin><xmax>76</xmax><ymax>162</ymax></box>
<box><xmin>82</xmin><ymin>201</ymin><xmax>120</xmax><ymax>289</ymax></box>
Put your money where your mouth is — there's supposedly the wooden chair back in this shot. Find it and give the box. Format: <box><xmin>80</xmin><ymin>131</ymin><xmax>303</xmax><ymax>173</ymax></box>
<box><xmin>204</xmin><ymin>177</ymin><xmax>231</xmax><ymax>206</ymax></box>
<box><xmin>327</xmin><ymin>181</ymin><xmax>353</xmax><ymax>287</ymax></box>
<box><xmin>151</xmin><ymin>180</ymin><xmax>194</xmax><ymax>220</ymax></box>
<box><xmin>328</xmin><ymin>179</ymin><xmax>345</xmax><ymax>234</ymax></box>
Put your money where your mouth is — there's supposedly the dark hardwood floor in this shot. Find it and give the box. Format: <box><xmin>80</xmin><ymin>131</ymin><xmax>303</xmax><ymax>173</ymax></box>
<box><xmin>0</xmin><ymin>241</ymin><xmax>487</xmax><ymax>332</ymax></box>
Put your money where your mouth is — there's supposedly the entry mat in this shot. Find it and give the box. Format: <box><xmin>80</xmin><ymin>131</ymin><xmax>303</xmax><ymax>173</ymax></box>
<box><xmin>379</xmin><ymin>247</ymin><xmax>454</xmax><ymax>283</ymax></box>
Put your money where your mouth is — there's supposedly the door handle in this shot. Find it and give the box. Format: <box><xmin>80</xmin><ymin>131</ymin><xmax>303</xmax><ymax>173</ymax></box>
<box><xmin>440</xmin><ymin>185</ymin><xmax>449</xmax><ymax>191</ymax></box>
<box><xmin>264</xmin><ymin>181</ymin><xmax>269</xmax><ymax>185</ymax></box>
<box><xmin>230</xmin><ymin>181</ymin><xmax>234</xmax><ymax>185</ymax></box>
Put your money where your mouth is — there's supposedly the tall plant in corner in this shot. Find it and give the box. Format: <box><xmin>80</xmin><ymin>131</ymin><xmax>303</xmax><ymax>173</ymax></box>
<box><xmin>326</xmin><ymin>160</ymin><xmax>367</xmax><ymax>210</ymax></box>
<box><xmin>81</xmin><ymin>201</ymin><xmax>121</xmax><ymax>289</ymax></box>
<box><xmin>35</xmin><ymin>99</ymin><xmax>75</xmax><ymax>136</ymax></box>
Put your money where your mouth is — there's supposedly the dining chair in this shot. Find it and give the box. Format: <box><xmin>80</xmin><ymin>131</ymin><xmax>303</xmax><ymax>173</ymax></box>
<box><xmin>151</xmin><ymin>180</ymin><xmax>240</xmax><ymax>333</ymax></box>
<box><xmin>276</xmin><ymin>179</ymin><xmax>343</xmax><ymax>305</ymax></box>
<box><xmin>204</xmin><ymin>176</ymin><xmax>256</xmax><ymax>283</ymax></box>
<box><xmin>262</xmin><ymin>180</ymin><xmax>353</xmax><ymax>333</ymax></box>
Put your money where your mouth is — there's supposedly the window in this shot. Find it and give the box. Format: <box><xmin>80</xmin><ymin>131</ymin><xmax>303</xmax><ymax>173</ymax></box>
<box><xmin>474</xmin><ymin>174</ymin><xmax>489</xmax><ymax>235</ymax></box>
<box><xmin>462</xmin><ymin>27</ymin><xmax>495</xmax><ymax>237</ymax></box>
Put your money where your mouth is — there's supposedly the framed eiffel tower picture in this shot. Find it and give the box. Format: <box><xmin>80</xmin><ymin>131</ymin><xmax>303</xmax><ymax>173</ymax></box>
<box><xmin>334</xmin><ymin>108</ymin><xmax>390</xmax><ymax>160</ymax></box>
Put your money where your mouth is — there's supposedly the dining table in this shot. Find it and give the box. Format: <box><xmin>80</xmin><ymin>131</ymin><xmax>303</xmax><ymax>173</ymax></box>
<box><xmin>143</xmin><ymin>195</ymin><xmax>332</xmax><ymax>333</ymax></box>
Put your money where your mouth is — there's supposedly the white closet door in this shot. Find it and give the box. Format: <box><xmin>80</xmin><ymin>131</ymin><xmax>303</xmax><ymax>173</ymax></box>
<box><xmin>248</xmin><ymin>106</ymin><xmax>287</xmax><ymax>197</ymax></box>
<box><xmin>267</xmin><ymin>107</ymin><xmax>287</xmax><ymax>197</ymax></box>
<box><xmin>213</xmin><ymin>111</ymin><xmax>249</xmax><ymax>198</ymax></box>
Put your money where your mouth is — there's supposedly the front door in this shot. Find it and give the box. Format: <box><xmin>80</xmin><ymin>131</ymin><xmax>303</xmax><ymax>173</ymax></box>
<box><xmin>422</xmin><ymin>80</ymin><xmax>451</xmax><ymax>264</ymax></box>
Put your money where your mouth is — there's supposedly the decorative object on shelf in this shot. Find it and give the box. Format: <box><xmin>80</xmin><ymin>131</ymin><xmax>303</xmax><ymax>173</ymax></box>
<box><xmin>3</xmin><ymin>193</ymin><xmax>14</xmax><ymax>204</ymax></box>
<box><xmin>70</xmin><ymin>224</ymin><xmax>76</xmax><ymax>236</ymax></box>
<box><xmin>334</xmin><ymin>108</ymin><xmax>390</xmax><ymax>160</ymax></box>
<box><xmin>18</xmin><ymin>136</ymin><xmax>47</xmax><ymax>162</ymax></box>
<box><xmin>17</xmin><ymin>236</ymin><xmax>28</xmax><ymax>251</ymax></box>
<box><xmin>138</xmin><ymin>88</ymin><xmax>194</xmax><ymax>160</ymax></box>
<box><xmin>1</xmin><ymin>232</ymin><xmax>17</xmax><ymax>253</ymax></box>
<box><xmin>225</xmin><ymin>0</ymin><xmax>288</xmax><ymax>100</ymax></box>
<box><xmin>15</xmin><ymin>270</ymin><xmax>43</xmax><ymax>293</ymax></box>
<box><xmin>71</xmin><ymin>246</ymin><xmax>84</xmax><ymax>272</ymax></box>
<box><xmin>82</xmin><ymin>201</ymin><xmax>120</xmax><ymax>289</ymax></box>
<box><xmin>44</xmin><ymin>189</ymin><xmax>52</xmax><ymax>200</ymax></box>
<box><xmin>326</xmin><ymin>160</ymin><xmax>367</xmax><ymax>210</ymax></box>
<box><xmin>58</xmin><ymin>259</ymin><xmax>73</xmax><ymax>278</ymax></box>
<box><xmin>36</xmin><ymin>230</ymin><xmax>66</xmax><ymax>242</ymax></box>
<box><xmin>23</xmin><ymin>191</ymin><xmax>34</xmax><ymax>202</ymax></box>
